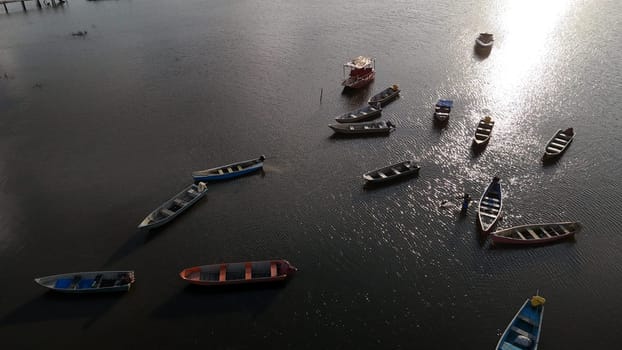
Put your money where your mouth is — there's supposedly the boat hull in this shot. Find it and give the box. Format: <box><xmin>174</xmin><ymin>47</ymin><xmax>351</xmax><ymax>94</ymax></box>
<box><xmin>342</xmin><ymin>71</ymin><xmax>375</xmax><ymax>88</ymax></box>
<box><xmin>335</xmin><ymin>105</ymin><xmax>382</xmax><ymax>123</ymax></box>
<box><xmin>368</xmin><ymin>86</ymin><xmax>400</xmax><ymax>106</ymax></box>
<box><xmin>491</xmin><ymin>222</ymin><xmax>580</xmax><ymax>245</ymax></box>
<box><xmin>192</xmin><ymin>156</ymin><xmax>265</xmax><ymax>181</ymax></box>
<box><xmin>542</xmin><ymin>128</ymin><xmax>574</xmax><ymax>160</ymax></box>
<box><xmin>496</xmin><ymin>296</ymin><xmax>544</xmax><ymax>350</ymax></box>
<box><xmin>34</xmin><ymin>271</ymin><xmax>135</xmax><ymax>293</ymax></box>
<box><xmin>478</xmin><ymin>177</ymin><xmax>502</xmax><ymax>233</ymax></box>
<box><xmin>138</xmin><ymin>182</ymin><xmax>208</xmax><ymax>230</ymax></box>
<box><xmin>329</xmin><ymin>121</ymin><xmax>395</xmax><ymax>135</ymax></box>
<box><xmin>363</xmin><ymin>160</ymin><xmax>420</xmax><ymax>184</ymax></box>
<box><xmin>180</xmin><ymin>260</ymin><xmax>297</xmax><ymax>286</ymax></box>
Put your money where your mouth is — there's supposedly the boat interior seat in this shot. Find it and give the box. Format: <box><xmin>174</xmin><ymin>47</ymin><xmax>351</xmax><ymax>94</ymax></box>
<box><xmin>510</xmin><ymin>326</ymin><xmax>535</xmax><ymax>340</ymax></box>
<box><xmin>237</xmin><ymin>165</ymin><xmax>243</xmax><ymax>171</ymax></box>
<box><xmin>218</xmin><ymin>169</ymin><xmax>224</xmax><ymax>175</ymax></box>
<box><xmin>517</xmin><ymin>315</ymin><xmax>539</xmax><ymax>327</ymax></box>
<box><xmin>270</xmin><ymin>262</ymin><xmax>278</xmax><ymax>277</ymax></box>
<box><xmin>161</xmin><ymin>208</ymin><xmax>175</xmax><ymax>216</ymax></box>
<box><xmin>227</xmin><ymin>167</ymin><xmax>234</xmax><ymax>173</ymax></box>
<box><xmin>78</xmin><ymin>279</ymin><xmax>95</xmax><ymax>289</ymax></box>
<box><xmin>173</xmin><ymin>199</ymin><xmax>186</xmax><ymax>207</ymax></box>
<box><xmin>500</xmin><ymin>342</ymin><xmax>523</xmax><ymax>350</ymax></box>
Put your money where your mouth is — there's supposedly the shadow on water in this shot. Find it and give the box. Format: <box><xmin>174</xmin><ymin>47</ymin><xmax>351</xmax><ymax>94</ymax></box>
<box><xmin>152</xmin><ymin>283</ymin><xmax>286</xmax><ymax>319</ymax></box>
<box><xmin>328</xmin><ymin>132</ymin><xmax>393</xmax><ymax>141</ymax></box>
<box><xmin>0</xmin><ymin>291</ymin><xmax>123</xmax><ymax>329</ymax></box>
<box><xmin>470</xmin><ymin>142</ymin><xmax>488</xmax><ymax>157</ymax></box>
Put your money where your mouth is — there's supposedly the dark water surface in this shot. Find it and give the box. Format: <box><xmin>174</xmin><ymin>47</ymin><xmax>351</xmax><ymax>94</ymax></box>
<box><xmin>2</xmin><ymin>0</ymin><xmax>622</xmax><ymax>348</ymax></box>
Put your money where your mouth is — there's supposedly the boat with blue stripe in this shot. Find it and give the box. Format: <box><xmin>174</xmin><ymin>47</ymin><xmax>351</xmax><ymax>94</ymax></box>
<box><xmin>478</xmin><ymin>176</ymin><xmax>502</xmax><ymax>233</ymax></box>
<box><xmin>496</xmin><ymin>294</ymin><xmax>545</xmax><ymax>350</ymax></box>
<box><xmin>34</xmin><ymin>271</ymin><xmax>135</xmax><ymax>293</ymax></box>
<box><xmin>192</xmin><ymin>155</ymin><xmax>265</xmax><ymax>181</ymax></box>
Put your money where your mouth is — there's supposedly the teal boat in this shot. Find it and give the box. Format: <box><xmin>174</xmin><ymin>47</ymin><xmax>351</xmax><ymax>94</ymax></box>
<box><xmin>496</xmin><ymin>294</ymin><xmax>545</xmax><ymax>350</ymax></box>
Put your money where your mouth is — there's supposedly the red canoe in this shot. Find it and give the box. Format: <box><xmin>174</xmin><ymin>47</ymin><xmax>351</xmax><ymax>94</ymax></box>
<box><xmin>179</xmin><ymin>259</ymin><xmax>297</xmax><ymax>286</ymax></box>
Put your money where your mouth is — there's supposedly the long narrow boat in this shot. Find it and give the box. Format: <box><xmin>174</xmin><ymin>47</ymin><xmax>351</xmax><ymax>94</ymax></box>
<box><xmin>34</xmin><ymin>271</ymin><xmax>135</xmax><ymax>293</ymax></box>
<box><xmin>472</xmin><ymin>116</ymin><xmax>494</xmax><ymax>147</ymax></box>
<box><xmin>138</xmin><ymin>182</ymin><xmax>207</xmax><ymax>230</ymax></box>
<box><xmin>491</xmin><ymin>222</ymin><xmax>581</xmax><ymax>245</ymax></box>
<box><xmin>363</xmin><ymin>160</ymin><xmax>420</xmax><ymax>184</ymax></box>
<box><xmin>434</xmin><ymin>99</ymin><xmax>453</xmax><ymax>124</ymax></box>
<box><xmin>329</xmin><ymin>120</ymin><xmax>395</xmax><ymax>135</ymax></box>
<box><xmin>543</xmin><ymin>128</ymin><xmax>574</xmax><ymax>160</ymax></box>
<box><xmin>496</xmin><ymin>294</ymin><xmax>545</xmax><ymax>350</ymax></box>
<box><xmin>192</xmin><ymin>156</ymin><xmax>265</xmax><ymax>181</ymax></box>
<box><xmin>179</xmin><ymin>260</ymin><xmax>297</xmax><ymax>286</ymax></box>
<box><xmin>335</xmin><ymin>104</ymin><xmax>382</xmax><ymax>123</ymax></box>
<box><xmin>478</xmin><ymin>176</ymin><xmax>502</xmax><ymax>233</ymax></box>
<box><xmin>368</xmin><ymin>85</ymin><xmax>400</xmax><ymax>106</ymax></box>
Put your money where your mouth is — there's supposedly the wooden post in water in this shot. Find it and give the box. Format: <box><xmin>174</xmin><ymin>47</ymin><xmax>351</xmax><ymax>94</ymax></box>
<box><xmin>320</xmin><ymin>88</ymin><xmax>323</xmax><ymax>104</ymax></box>
<box><xmin>3</xmin><ymin>3</ymin><xmax>8</xmax><ymax>14</ymax></box>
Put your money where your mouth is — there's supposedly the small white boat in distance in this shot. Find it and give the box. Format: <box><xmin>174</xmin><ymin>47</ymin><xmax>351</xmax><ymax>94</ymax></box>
<box><xmin>35</xmin><ymin>271</ymin><xmax>135</xmax><ymax>293</ymax></box>
<box><xmin>138</xmin><ymin>182</ymin><xmax>207</xmax><ymax>230</ymax></box>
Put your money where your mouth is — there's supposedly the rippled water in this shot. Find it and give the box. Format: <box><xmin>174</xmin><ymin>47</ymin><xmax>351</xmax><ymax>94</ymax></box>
<box><xmin>1</xmin><ymin>0</ymin><xmax>622</xmax><ymax>348</ymax></box>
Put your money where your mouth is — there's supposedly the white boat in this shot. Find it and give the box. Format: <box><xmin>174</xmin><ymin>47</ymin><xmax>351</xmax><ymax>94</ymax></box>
<box><xmin>138</xmin><ymin>182</ymin><xmax>207</xmax><ymax>230</ymax></box>
<box><xmin>491</xmin><ymin>222</ymin><xmax>581</xmax><ymax>245</ymax></box>
<box><xmin>478</xmin><ymin>176</ymin><xmax>502</xmax><ymax>233</ymax></box>
<box><xmin>543</xmin><ymin>128</ymin><xmax>574</xmax><ymax>160</ymax></box>
<box><xmin>472</xmin><ymin>116</ymin><xmax>494</xmax><ymax>147</ymax></box>
<box><xmin>35</xmin><ymin>271</ymin><xmax>135</xmax><ymax>293</ymax></box>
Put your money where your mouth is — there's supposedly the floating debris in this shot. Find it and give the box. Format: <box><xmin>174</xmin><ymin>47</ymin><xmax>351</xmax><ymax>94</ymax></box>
<box><xmin>71</xmin><ymin>31</ymin><xmax>88</xmax><ymax>37</ymax></box>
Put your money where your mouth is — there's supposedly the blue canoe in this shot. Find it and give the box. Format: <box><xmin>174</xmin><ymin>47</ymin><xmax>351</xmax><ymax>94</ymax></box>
<box><xmin>496</xmin><ymin>295</ymin><xmax>545</xmax><ymax>350</ymax></box>
<box><xmin>192</xmin><ymin>155</ymin><xmax>265</xmax><ymax>181</ymax></box>
<box><xmin>478</xmin><ymin>176</ymin><xmax>502</xmax><ymax>233</ymax></box>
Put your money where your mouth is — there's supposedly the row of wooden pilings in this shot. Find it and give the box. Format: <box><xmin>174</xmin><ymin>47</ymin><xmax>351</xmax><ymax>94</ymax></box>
<box><xmin>2</xmin><ymin>0</ymin><xmax>67</xmax><ymax>14</ymax></box>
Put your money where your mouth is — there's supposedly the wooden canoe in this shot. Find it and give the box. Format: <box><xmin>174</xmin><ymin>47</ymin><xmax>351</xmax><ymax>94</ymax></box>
<box><xmin>335</xmin><ymin>104</ymin><xmax>382</xmax><ymax>123</ymax></box>
<box><xmin>543</xmin><ymin>128</ymin><xmax>574</xmax><ymax>160</ymax></box>
<box><xmin>34</xmin><ymin>271</ymin><xmax>135</xmax><ymax>293</ymax></box>
<box><xmin>363</xmin><ymin>160</ymin><xmax>420</xmax><ymax>184</ymax></box>
<box><xmin>491</xmin><ymin>222</ymin><xmax>581</xmax><ymax>245</ymax></box>
<box><xmin>192</xmin><ymin>156</ymin><xmax>265</xmax><ymax>181</ymax></box>
<box><xmin>472</xmin><ymin>116</ymin><xmax>494</xmax><ymax>147</ymax></box>
<box><xmin>496</xmin><ymin>295</ymin><xmax>545</xmax><ymax>350</ymax></box>
<box><xmin>368</xmin><ymin>85</ymin><xmax>400</xmax><ymax>106</ymax></box>
<box><xmin>434</xmin><ymin>99</ymin><xmax>453</xmax><ymax>124</ymax></box>
<box><xmin>329</xmin><ymin>120</ymin><xmax>395</xmax><ymax>135</ymax></box>
<box><xmin>138</xmin><ymin>182</ymin><xmax>207</xmax><ymax>230</ymax></box>
<box><xmin>478</xmin><ymin>176</ymin><xmax>502</xmax><ymax>233</ymax></box>
<box><xmin>179</xmin><ymin>260</ymin><xmax>297</xmax><ymax>286</ymax></box>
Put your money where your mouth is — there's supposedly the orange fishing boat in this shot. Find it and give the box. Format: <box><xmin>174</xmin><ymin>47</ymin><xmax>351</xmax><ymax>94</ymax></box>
<box><xmin>179</xmin><ymin>259</ymin><xmax>297</xmax><ymax>286</ymax></box>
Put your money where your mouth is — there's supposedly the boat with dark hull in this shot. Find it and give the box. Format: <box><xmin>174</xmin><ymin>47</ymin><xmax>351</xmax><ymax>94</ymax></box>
<box><xmin>34</xmin><ymin>271</ymin><xmax>135</xmax><ymax>293</ymax></box>
<box><xmin>192</xmin><ymin>156</ymin><xmax>265</xmax><ymax>181</ymax></box>
<box><xmin>478</xmin><ymin>176</ymin><xmax>502</xmax><ymax>233</ymax></box>
<box><xmin>368</xmin><ymin>85</ymin><xmax>400</xmax><ymax>106</ymax></box>
<box><xmin>543</xmin><ymin>128</ymin><xmax>574</xmax><ymax>160</ymax></box>
<box><xmin>472</xmin><ymin>116</ymin><xmax>494</xmax><ymax>147</ymax></box>
<box><xmin>496</xmin><ymin>294</ymin><xmax>545</xmax><ymax>350</ymax></box>
<box><xmin>475</xmin><ymin>33</ymin><xmax>494</xmax><ymax>50</ymax></box>
<box><xmin>138</xmin><ymin>182</ymin><xmax>207</xmax><ymax>230</ymax></box>
<box><xmin>335</xmin><ymin>104</ymin><xmax>382</xmax><ymax>123</ymax></box>
<box><xmin>329</xmin><ymin>120</ymin><xmax>395</xmax><ymax>135</ymax></box>
<box><xmin>434</xmin><ymin>99</ymin><xmax>453</xmax><ymax>124</ymax></box>
<box><xmin>179</xmin><ymin>260</ymin><xmax>297</xmax><ymax>286</ymax></box>
<box><xmin>363</xmin><ymin>160</ymin><xmax>420</xmax><ymax>184</ymax></box>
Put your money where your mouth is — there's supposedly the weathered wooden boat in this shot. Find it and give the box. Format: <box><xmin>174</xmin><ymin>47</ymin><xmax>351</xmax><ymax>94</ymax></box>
<box><xmin>491</xmin><ymin>222</ymin><xmax>581</xmax><ymax>245</ymax></box>
<box><xmin>543</xmin><ymin>128</ymin><xmax>574</xmax><ymax>160</ymax></box>
<box><xmin>329</xmin><ymin>120</ymin><xmax>395</xmax><ymax>135</ymax></box>
<box><xmin>478</xmin><ymin>176</ymin><xmax>502</xmax><ymax>233</ymax></box>
<box><xmin>138</xmin><ymin>182</ymin><xmax>207</xmax><ymax>230</ymax></box>
<box><xmin>342</xmin><ymin>56</ymin><xmax>375</xmax><ymax>89</ymax></box>
<box><xmin>496</xmin><ymin>294</ymin><xmax>545</xmax><ymax>350</ymax></box>
<box><xmin>363</xmin><ymin>160</ymin><xmax>420</xmax><ymax>184</ymax></box>
<box><xmin>34</xmin><ymin>271</ymin><xmax>135</xmax><ymax>293</ymax></box>
<box><xmin>475</xmin><ymin>33</ymin><xmax>494</xmax><ymax>49</ymax></box>
<box><xmin>434</xmin><ymin>99</ymin><xmax>453</xmax><ymax>124</ymax></box>
<box><xmin>179</xmin><ymin>259</ymin><xmax>297</xmax><ymax>286</ymax></box>
<box><xmin>472</xmin><ymin>116</ymin><xmax>494</xmax><ymax>147</ymax></box>
<box><xmin>368</xmin><ymin>85</ymin><xmax>400</xmax><ymax>106</ymax></box>
<box><xmin>192</xmin><ymin>155</ymin><xmax>265</xmax><ymax>181</ymax></box>
<box><xmin>335</xmin><ymin>104</ymin><xmax>382</xmax><ymax>123</ymax></box>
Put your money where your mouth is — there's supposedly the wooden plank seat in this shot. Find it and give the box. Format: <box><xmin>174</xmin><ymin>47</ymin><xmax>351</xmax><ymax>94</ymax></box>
<box><xmin>270</xmin><ymin>262</ymin><xmax>277</xmax><ymax>277</ymax></box>
<box><xmin>510</xmin><ymin>326</ymin><xmax>535</xmax><ymax>340</ymax></box>
<box><xmin>161</xmin><ymin>208</ymin><xmax>175</xmax><ymax>216</ymax></box>
<box><xmin>514</xmin><ymin>231</ymin><xmax>526</xmax><ymax>240</ymax></box>
<box><xmin>517</xmin><ymin>315</ymin><xmax>539</xmax><ymax>327</ymax></box>
<box><xmin>526</xmin><ymin>229</ymin><xmax>539</xmax><ymax>239</ymax></box>
<box><xmin>173</xmin><ymin>199</ymin><xmax>186</xmax><ymax>207</ymax></box>
<box><xmin>245</xmin><ymin>263</ymin><xmax>252</xmax><ymax>280</ymax></box>
<box><xmin>219</xmin><ymin>265</ymin><xmax>227</xmax><ymax>282</ymax></box>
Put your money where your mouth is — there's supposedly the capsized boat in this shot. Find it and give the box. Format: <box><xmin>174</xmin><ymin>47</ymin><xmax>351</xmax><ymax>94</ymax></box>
<box><xmin>329</xmin><ymin>120</ymin><xmax>395</xmax><ymax>135</ymax></box>
<box><xmin>342</xmin><ymin>56</ymin><xmax>375</xmax><ymax>89</ymax></box>
<box><xmin>472</xmin><ymin>116</ymin><xmax>494</xmax><ymax>147</ymax></box>
<box><xmin>434</xmin><ymin>99</ymin><xmax>453</xmax><ymax>124</ymax></box>
<box><xmin>192</xmin><ymin>156</ymin><xmax>265</xmax><ymax>181</ymax></box>
<box><xmin>179</xmin><ymin>260</ymin><xmax>297</xmax><ymax>286</ymax></box>
<box><xmin>496</xmin><ymin>294</ymin><xmax>545</xmax><ymax>350</ymax></box>
<box><xmin>543</xmin><ymin>128</ymin><xmax>574</xmax><ymax>160</ymax></box>
<box><xmin>368</xmin><ymin>85</ymin><xmax>400</xmax><ymax>106</ymax></box>
<box><xmin>335</xmin><ymin>104</ymin><xmax>382</xmax><ymax>123</ymax></box>
<box><xmin>478</xmin><ymin>176</ymin><xmax>502</xmax><ymax>233</ymax></box>
<box><xmin>491</xmin><ymin>222</ymin><xmax>581</xmax><ymax>245</ymax></box>
<box><xmin>475</xmin><ymin>33</ymin><xmax>494</xmax><ymax>48</ymax></box>
<box><xmin>34</xmin><ymin>271</ymin><xmax>135</xmax><ymax>293</ymax></box>
<box><xmin>138</xmin><ymin>182</ymin><xmax>207</xmax><ymax>230</ymax></box>
<box><xmin>363</xmin><ymin>160</ymin><xmax>420</xmax><ymax>184</ymax></box>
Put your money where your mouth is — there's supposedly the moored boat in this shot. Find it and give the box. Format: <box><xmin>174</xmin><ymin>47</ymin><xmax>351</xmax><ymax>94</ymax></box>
<box><xmin>34</xmin><ymin>271</ymin><xmax>135</xmax><ymax>293</ymax></box>
<box><xmin>335</xmin><ymin>104</ymin><xmax>382</xmax><ymax>123</ymax></box>
<box><xmin>179</xmin><ymin>260</ymin><xmax>297</xmax><ymax>286</ymax></box>
<box><xmin>368</xmin><ymin>85</ymin><xmax>400</xmax><ymax>106</ymax></box>
<box><xmin>329</xmin><ymin>120</ymin><xmax>395</xmax><ymax>135</ymax></box>
<box><xmin>491</xmin><ymin>222</ymin><xmax>581</xmax><ymax>245</ymax></box>
<box><xmin>342</xmin><ymin>56</ymin><xmax>375</xmax><ymax>89</ymax></box>
<box><xmin>192</xmin><ymin>156</ymin><xmax>265</xmax><ymax>181</ymax></box>
<box><xmin>543</xmin><ymin>128</ymin><xmax>574</xmax><ymax>160</ymax></box>
<box><xmin>478</xmin><ymin>176</ymin><xmax>502</xmax><ymax>233</ymax></box>
<box><xmin>472</xmin><ymin>116</ymin><xmax>494</xmax><ymax>147</ymax></box>
<box><xmin>496</xmin><ymin>294</ymin><xmax>545</xmax><ymax>350</ymax></box>
<box><xmin>138</xmin><ymin>182</ymin><xmax>207</xmax><ymax>230</ymax></box>
<box><xmin>363</xmin><ymin>160</ymin><xmax>420</xmax><ymax>184</ymax></box>
<box><xmin>475</xmin><ymin>33</ymin><xmax>494</xmax><ymax>49</ymax></box>
<box><xmin>434</xmin><ymin>99</ymin><xmax>453</xmax><ymax>124</ymax></box>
